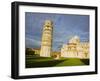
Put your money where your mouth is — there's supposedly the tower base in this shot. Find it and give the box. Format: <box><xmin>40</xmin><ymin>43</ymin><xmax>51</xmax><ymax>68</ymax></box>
<box><xmin>40</xmin><ymin>46</ymin><xmax>51</xmax><ymax>57</ymax></box>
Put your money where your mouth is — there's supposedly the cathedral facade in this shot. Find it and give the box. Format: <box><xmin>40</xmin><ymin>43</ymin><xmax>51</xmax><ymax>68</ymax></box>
<box><xmin>61</xmin><ymin>36</ymin><xmax>89</xmax><ymax>59</ymax></box>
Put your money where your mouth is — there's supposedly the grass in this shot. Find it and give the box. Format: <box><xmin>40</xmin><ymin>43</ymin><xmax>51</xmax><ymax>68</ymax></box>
<box><xmin>56</xmin><ymin>58</ymin><xmax>85</xmax><ymax>66</ymax></box>
<box><xmin>26</xmin><ymin>55</ymin><xmax>89</xmax><ymax>68</ymax></box>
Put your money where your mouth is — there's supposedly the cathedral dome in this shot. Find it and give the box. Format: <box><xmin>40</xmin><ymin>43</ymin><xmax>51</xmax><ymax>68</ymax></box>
<box><xmin>69</xmin><ymin>35</ymin><xmax>80</xmax><ymax>44</ymax></box>
<box><xmin>73</xmin><ymin>36</ymin><xmax>79</xmax><ymax>40</ymax></box>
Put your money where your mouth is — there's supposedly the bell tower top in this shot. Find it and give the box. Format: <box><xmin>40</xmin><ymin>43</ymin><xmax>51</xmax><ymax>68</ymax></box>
<box><xmin>44</xmin><ymin>20</ymin><xmax>53</xmax><ymax>27</ymax></box>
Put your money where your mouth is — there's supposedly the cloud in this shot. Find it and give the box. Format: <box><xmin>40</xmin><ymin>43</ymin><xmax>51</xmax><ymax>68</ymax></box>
<box><xmin>25</xmin><ymin>37</ymin><xmax>41</xmax><ymax>48</ymax></box>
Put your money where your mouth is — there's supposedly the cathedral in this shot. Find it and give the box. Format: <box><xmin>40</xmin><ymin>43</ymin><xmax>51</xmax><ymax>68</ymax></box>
<box><xmin>61</xmin><ymin>36</ymin><xmax>89</xmax><ymax>59</ymax></box>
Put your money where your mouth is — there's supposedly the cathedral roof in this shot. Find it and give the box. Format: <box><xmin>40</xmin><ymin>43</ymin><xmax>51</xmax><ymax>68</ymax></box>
<box><xmin>73</xmin><ymin>35</ymin><xmax>79</xmax><ymax>40</ymax></box>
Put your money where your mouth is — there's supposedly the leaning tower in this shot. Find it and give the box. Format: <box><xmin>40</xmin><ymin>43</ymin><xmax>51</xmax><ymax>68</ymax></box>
<box><xmin>40</xmin><ymin>20</ymin><xmax>53</xmax><ymax>57</ymax></box>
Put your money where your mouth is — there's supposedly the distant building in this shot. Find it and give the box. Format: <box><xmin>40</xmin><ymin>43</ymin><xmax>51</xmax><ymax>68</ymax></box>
<box><xmin>25</xmin><ymin>48</ymin><xmax>40</xmax><ymax>56</ymax></box>
<box><xmin>61</xmin><ymin>36</ymin><xmax>89</xmax><ymax>59</ymax></box>
<box><xmin>31</xmin><ymin>48</ymin><xmax>40</xmax><ymax>55</ymax></box>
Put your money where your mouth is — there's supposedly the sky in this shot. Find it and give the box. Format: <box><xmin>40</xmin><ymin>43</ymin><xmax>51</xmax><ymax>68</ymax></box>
<box><xmin>25</xmin><ymin>12</ymin><xmax>89</xmax><ymax>51</ymax></box>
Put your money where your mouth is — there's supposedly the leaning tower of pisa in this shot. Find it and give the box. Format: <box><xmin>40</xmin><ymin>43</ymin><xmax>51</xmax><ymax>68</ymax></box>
<box><xmin>40</xmin><ymin>20</ymin><xmax>53</xmax><ymax>57</ymax></box>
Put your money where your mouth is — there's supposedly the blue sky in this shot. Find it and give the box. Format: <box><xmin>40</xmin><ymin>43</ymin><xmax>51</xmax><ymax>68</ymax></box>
<box><xmin>25</xmin><ymin>12</ymin><xmax>89</xmax><ymax>51</ymax></box>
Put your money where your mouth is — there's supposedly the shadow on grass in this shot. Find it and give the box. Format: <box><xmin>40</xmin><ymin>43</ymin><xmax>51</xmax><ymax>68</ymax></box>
<box><xmin>26</xmin><ymin>56</ymin><xmax>53</xmax><ymax>60</ymax></box>
<box><xmin>25</xmin><ymin>55</ymin><xmax>89</xmax><ymax>68</ymax></box>
<box><xmin>26</xmin><ymin>59</ymin><xmax>65</xmax><ymax>68</ymax></box>
<box><xmin>80</xmin><ymin>59</ymin><xmax>89</xmax><ymax>65</ymax></box>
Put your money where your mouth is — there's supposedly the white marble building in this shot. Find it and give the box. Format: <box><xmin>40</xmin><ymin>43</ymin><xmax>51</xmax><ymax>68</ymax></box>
<box><xmin>61</xmin><ymin>36</ymin><xmax>89</xmax><ymax>59</ymax></box>
<box><xmin>40</xmin><ymin>20</ymin><xmax>53</xmax><ymax>57</ymax></box>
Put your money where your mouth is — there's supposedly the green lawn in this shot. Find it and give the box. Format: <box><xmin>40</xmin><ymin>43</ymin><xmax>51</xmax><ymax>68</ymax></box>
<box><xmin>26</xmin><ymin>55</ymin><xmax>89</xmax><ymax>68</ymax></box>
